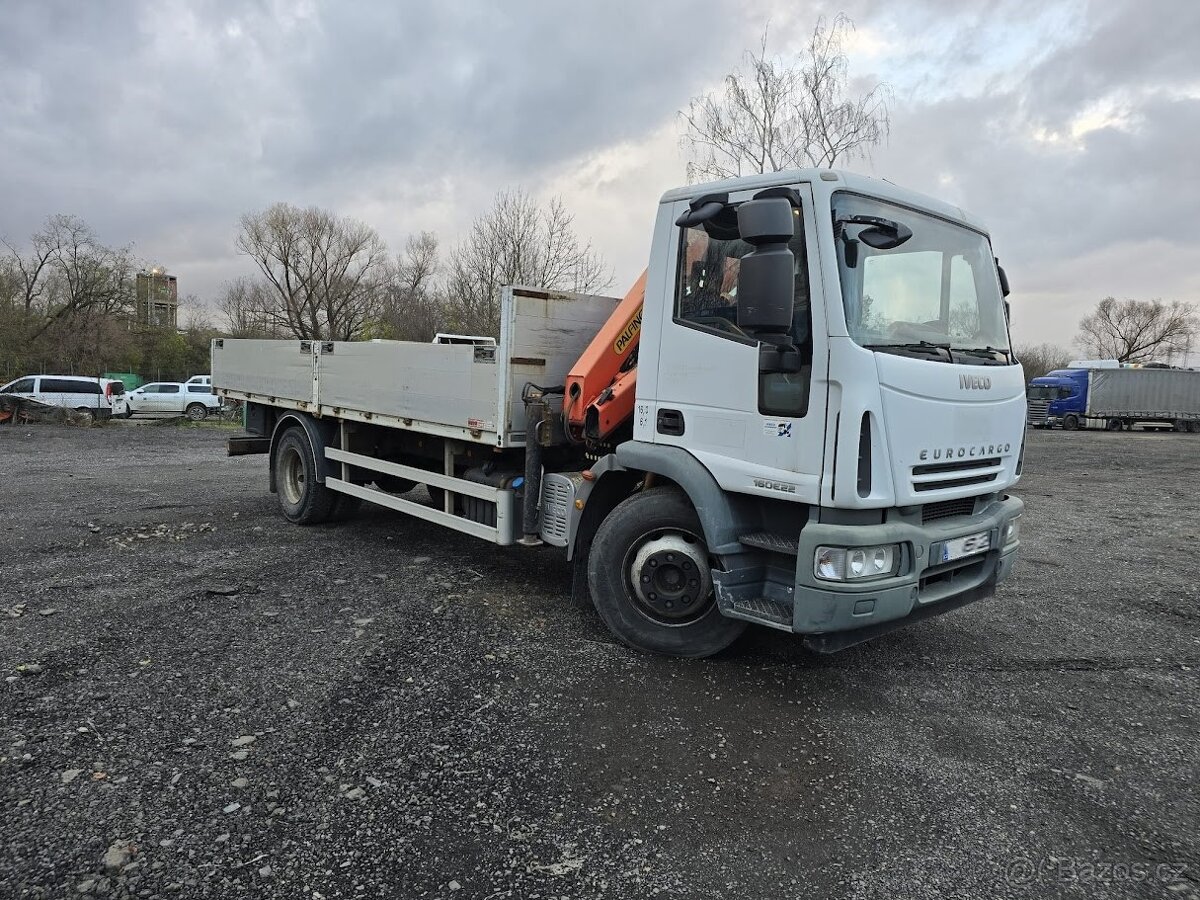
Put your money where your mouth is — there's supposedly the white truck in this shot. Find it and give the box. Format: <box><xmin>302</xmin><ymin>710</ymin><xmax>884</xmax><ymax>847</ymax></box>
<box><xmin>213</xmin><ymin>169</ymin><xmax>1026</xmax><ymax>657</ymax></box>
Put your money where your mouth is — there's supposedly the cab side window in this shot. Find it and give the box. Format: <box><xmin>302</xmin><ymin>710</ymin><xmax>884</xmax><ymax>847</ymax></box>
<box><xmin>672</xmin><ymin>205</ymin><xmax>813</xmax><ymax>417</ymax></box>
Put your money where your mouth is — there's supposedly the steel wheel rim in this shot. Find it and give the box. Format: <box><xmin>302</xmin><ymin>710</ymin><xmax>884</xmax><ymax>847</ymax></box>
<box><xmin>622</xmin><ymin>527</ymin><xmax>714</xmax><ymax>627</ymax></box>
<box><xmin>281</xmin><ymin>447</ymin><xmax>306</xmax><ymax>505</ymax></box>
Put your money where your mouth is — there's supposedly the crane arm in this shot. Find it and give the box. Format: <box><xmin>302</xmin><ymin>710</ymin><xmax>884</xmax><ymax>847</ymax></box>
<box><xmin>563</xmin><ymin>270</ymin><xmax>646</xmax><ymax>443</ymax></box>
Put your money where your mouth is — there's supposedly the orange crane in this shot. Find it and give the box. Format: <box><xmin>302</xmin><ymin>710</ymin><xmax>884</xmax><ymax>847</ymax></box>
<box><xmin>563</xmin><ymin>270</ymin><xmax>646</xmax><ymax>445</ymax></box>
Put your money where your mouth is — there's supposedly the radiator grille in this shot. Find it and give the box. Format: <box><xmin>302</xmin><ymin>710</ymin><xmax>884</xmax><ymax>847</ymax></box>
<box><xmin>921</xmin><ymin>497</ymin><xmax>977</xmax><ymax>523</ymax></box>
<box><xmin>911</xmin><ymin>456</ymin><xmax>1001</xmax><ymax>493</ymax></box>
<box><xmin>1026</xmin><ymin>399</ymin><xmax>1049</xmax><ymax>423</ymax></box>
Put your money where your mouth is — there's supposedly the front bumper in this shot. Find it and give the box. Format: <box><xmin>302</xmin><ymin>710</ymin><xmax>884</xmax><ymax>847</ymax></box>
<box><xmin>791</xmin><ymin>494</ymin><xmax>1022</xmax><ymax>650</ymax></box>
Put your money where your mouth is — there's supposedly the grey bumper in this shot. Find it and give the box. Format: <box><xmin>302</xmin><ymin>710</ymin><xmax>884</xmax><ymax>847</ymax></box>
<box><xmin>792</xmin><ymin>494</ymin><xmax>1023</xmax><ymax>651</ymax></box>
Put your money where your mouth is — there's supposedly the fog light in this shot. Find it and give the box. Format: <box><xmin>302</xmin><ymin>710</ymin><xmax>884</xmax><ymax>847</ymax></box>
<box><xmin>814</xmin><ymin>544</ymin><xmax>900</xmax><ymax>582</ymax></box>
<box><xmin>1003</xmin><ymin>515</ymin><xmax>1022</xmax><ymax>546</ymax></box>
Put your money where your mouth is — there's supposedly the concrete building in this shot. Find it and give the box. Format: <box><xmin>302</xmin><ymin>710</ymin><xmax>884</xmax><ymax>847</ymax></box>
<box><xmin>135</xmin><ymin>269</ymin><xmax>178</xmax><ymax>329</ymax></box>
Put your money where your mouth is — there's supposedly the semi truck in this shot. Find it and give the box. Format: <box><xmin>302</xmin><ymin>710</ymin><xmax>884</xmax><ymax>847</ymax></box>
<box><xmin>1026</xmin><ymin>367</ymin><xmax>1200</xmax><ymax>432</ymax></box>
<box><xmin>213</xmin><ymin>169</ymin><xmax>1026</xmax><ymax>658</ymax></box>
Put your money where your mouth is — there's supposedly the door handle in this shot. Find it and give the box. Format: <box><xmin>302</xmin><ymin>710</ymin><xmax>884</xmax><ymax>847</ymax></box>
<box><xmin>657</xmin><ymin>408</ymin><xmax>685</xmax><ymax>436</ymax></box>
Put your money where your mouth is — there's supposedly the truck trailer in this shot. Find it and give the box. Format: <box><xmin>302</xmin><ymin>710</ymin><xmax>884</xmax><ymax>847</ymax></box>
<box><xmin>213</xmin><ymin>169</ymin><xmax>1026</xmax><ymax>657</ymax></box>
<box><xmin>1026</xmin><ymin>367</ymin><xmax>1200</xmax><ymax>432</ymax></box>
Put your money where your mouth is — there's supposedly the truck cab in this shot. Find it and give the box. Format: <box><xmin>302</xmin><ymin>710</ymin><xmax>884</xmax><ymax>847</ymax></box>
<box><xmin>611</xmin><ymin>170</ymin><xmax>1025</xmax><ymax>650</ymax></box>
<box><xmin>1026</xmin><ymin>368</ymin><xmax>1088</xmax><ymax>429</ymax></box>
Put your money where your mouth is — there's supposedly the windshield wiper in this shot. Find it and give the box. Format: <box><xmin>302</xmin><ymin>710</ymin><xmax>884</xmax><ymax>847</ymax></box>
<box><xmin>954</xmin><ymin>346</ymin><xmax>1012</xmax><ymax>362</ymax></box>
<box><xmin>863</xmin><ymin>341</ymin><xmax>953</xmax><ymax>361</ymax></box>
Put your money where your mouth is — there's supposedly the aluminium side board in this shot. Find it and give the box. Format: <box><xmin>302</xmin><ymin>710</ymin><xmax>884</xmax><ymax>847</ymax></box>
<box><xmin>212</xmin><ymin>286</ymin><xmax>620</xmax><ymax>446</ymax></box>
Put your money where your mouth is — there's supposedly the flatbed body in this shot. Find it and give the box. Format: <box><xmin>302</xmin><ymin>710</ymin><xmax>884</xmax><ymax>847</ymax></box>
<box><xmin>214</xmin><ymin>286</ymin><xmax>618</xmax><ymax>447</ymax></box>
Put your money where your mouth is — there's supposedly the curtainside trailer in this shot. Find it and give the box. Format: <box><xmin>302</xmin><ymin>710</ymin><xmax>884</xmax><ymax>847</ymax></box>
<box><xmin>1027</xmin><ymin>367</ymin><xmax>1200</xmax><ymax>432</ymax></box>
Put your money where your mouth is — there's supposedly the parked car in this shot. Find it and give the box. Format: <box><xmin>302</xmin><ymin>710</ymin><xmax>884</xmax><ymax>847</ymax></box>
<box><xmin>125</xmin><ymin>382</ymin><xmax>222</xmax><ymax>420</ymax></box>
<box><xmin>0</xmin><ymin>374</ymin><xmax>126</xmax><ymax>420</ymax></box>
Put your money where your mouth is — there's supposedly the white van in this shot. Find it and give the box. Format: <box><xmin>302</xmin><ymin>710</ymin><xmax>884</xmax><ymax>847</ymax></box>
<box><xmin>0</xmin><ymin>375</ymin><xmax>126</xmax><ymax>420</ymax></box>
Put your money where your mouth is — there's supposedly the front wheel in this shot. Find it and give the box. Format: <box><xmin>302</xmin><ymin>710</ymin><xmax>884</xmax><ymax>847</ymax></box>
<box><xmin>1062</xmin><ymin>414</ymin><xmax>1079</xmax><ymax>430</ymax></box>
<box><xmin>185</xmin><ymin>403</ymin><xmax>208</xmax><ymax>421</ymax></box>
<box><xmin>587</xmin><ymin>487</ymin><xmax>745</xmax><ymax>658</ymax></box>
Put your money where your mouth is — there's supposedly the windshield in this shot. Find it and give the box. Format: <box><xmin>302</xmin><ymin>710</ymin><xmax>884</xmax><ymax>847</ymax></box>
<box><xmin>1026</xmin><ymin>386</ymin><xmax>1058</xmax><ymax>401</ymax></box>
<box><xmin>834</xmin><ymin>194</ymin><xmax>1011</xmax><ymax>360</ymax></box>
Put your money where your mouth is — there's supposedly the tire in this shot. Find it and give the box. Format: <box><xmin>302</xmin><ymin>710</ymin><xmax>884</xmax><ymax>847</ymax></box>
<box><xmin>73</xmin><ymin>407</ymin><xmax>96</xmax><ymax>423</ymax></box>
<box><xmin>1190</xmin><ymin>421</ymin><xmax>1200</xmax><ymax>434</ymax></box>
<box><xmin>273</xmin><ymin>426</ymin><xmax>338</xmax><ymax>525</ymax></box>
<box><xmin>185</xmin><ymin>403</ymin><xmax>208</xmax><ymax>421</ymax></box>
<box><xmin>1062</xmin><ymin>414</ymin><xmax>1079</xmax><ymax>431</ymax></box>
<box><xmin>1106</xmin><ymin>419</ymin><xmax>1123</xmax><ymax>431</ymax></box>
<box><xmin>427</xmin><ymin>486</ymin><xmax>447</xmax><ymax>510</ymax></box>
<box><xmin>587</xmin><ymin>487</ymin><xmax>746</xmax><ymax>658</ymax></box>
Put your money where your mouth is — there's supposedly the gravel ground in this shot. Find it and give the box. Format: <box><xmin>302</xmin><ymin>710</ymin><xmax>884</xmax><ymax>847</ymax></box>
<box><xmin>1</xmin><ymin>423</ymin><xmax>1197</xmax><ymax>900</ymax></box>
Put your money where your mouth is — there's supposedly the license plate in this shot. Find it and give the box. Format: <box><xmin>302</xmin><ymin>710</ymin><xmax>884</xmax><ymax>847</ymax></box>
<box><xmin>939</xmin><ymin>531</ymin><xmax>991</xmax><ymax>563</ymax></box>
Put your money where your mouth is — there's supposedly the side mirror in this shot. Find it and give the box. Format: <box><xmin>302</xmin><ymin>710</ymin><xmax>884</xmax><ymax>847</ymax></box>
<box><xmin>735</xmin><ymin>198</ymin><xmax>795</xmax><ymax>335</ymax></box>
<box><xmin>995</xmin><ymin>259</ymin><xmax>1011</xmax><ymax>297</ymax></box>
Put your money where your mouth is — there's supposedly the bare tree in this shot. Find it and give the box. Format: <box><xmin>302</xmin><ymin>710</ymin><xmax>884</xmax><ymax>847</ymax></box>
<box><xmin>25</xmin><ymin>216</ymin><xmax>136</xmax><ymax>336</ymax></box>
<box><xmin>215</xmin><ymin>276</ymin><xmax>278</xmax><ymax>337</ymax></box>
<box><xmin>1</xmin><ymin>228</ymin><xmax>55</xmax><ymax>313</ymax></box>
<box><xmin>1076</xmin><ymin>297</ymin><xmax>1199</xmax><ymax>364</ymax></box>
<box><xmin>1015</xmin><ymin>343</ymin><xmax>1073</xmax><ymax>381</ymax></box>
<box><xmin>379</xmin><ymin>232</ymin><xmax>444</xmax><ymax>342</ymax></box>
<box><xmin>680</xmin><ymin>16</ymin><xmax>890</xmax><ymax>182</ymax></box>
<box><xmin>236</xmin><ymin>203</ymin><xmax>388</xmax><ymax>341</ymax></box>
<box><xmin>446</xmin><ymin>190</ymin><xmax>611</xmax><ymax>336</ymax></box>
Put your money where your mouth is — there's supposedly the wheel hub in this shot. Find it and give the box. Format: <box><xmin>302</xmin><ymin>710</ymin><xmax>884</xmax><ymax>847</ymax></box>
<box><xmin>629</xmin><ymin>533</ymin><xmax>712</xmax><ymax>623</ymax></box>
<box><xmin>281</xmin><ymin>448</ymin><xmax>306</xmax><ymax>505</ymax></box>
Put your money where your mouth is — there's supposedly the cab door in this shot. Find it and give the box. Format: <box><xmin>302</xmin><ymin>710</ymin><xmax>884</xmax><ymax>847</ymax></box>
<box><xmin>648</xmin><ymin>184</ymin><xmax>829</xmax><ymax>505</ymax></box>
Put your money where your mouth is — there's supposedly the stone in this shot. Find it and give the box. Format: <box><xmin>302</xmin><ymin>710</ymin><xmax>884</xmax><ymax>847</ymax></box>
<box><xmin>102</xmin><ymin>841</ymin><xmax>133</xmax><ymax>873</ymax></box>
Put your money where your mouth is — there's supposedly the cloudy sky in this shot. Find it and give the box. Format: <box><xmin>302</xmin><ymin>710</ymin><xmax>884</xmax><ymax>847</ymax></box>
<box><xmin>2</xmin><ymin>0</ymin><xmax>1197</xmax><ymax>354</ymax></box>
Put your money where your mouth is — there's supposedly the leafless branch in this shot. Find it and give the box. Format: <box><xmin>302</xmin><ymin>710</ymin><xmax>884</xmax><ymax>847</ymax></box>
<box><xmin>679</xmin><ymin>16</ymin><xmax>891</xmax><ymax>182</ymax></box>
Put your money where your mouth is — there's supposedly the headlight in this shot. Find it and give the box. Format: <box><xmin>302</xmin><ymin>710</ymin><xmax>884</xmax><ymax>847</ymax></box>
<box><xmin>1003</xmin><ymin>515</ymin><xmax>1021</xmax><ymax>546</ymax></box>
<box><xmin>814</xmin><ymin>544</ymin><xmax>901</xmax><ymax>582</ymax></box>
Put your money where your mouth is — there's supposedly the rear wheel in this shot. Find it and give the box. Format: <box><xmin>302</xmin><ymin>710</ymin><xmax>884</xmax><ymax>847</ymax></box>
<box><xmin>273</xmin><ymin>427</ymin><xmax>338</xmax><ymax>525</ymax></box>
<box><xmin>73</xmin><ymin>407</ymin><xmax>96</xmax><ymax>422</ymax></box>
<box><xmin>587</xmin><ymin>487</ymin><xmax>745</xmax><ymax>658</ymax></box>
<box><xmin>1106</xmin><ymin>418</ymin><xmax>1123</xmax><ymax>431</ymax></box>
<box><xmin>185</xmin><ymin>403</ymin><xmax>208</xmax><ymax>421</ymax></box>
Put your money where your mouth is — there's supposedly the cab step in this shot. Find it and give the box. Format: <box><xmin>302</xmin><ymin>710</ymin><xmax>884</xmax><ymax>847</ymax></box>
<box><xmin>739</xmin><ymin>532</ymin><xmax>799</xmax><ymax>554</ymax></box>
<box><xmin>729</xmin><ymin>596</ymin><xmax>793</xmax><ymax>630</ymax></box>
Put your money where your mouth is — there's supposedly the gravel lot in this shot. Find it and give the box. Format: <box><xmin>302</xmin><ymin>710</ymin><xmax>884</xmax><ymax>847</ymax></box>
<box><xmin>1</xmin><ymin>423</ymin><xmax>1197</xmax><ymax>900</ymax></box>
